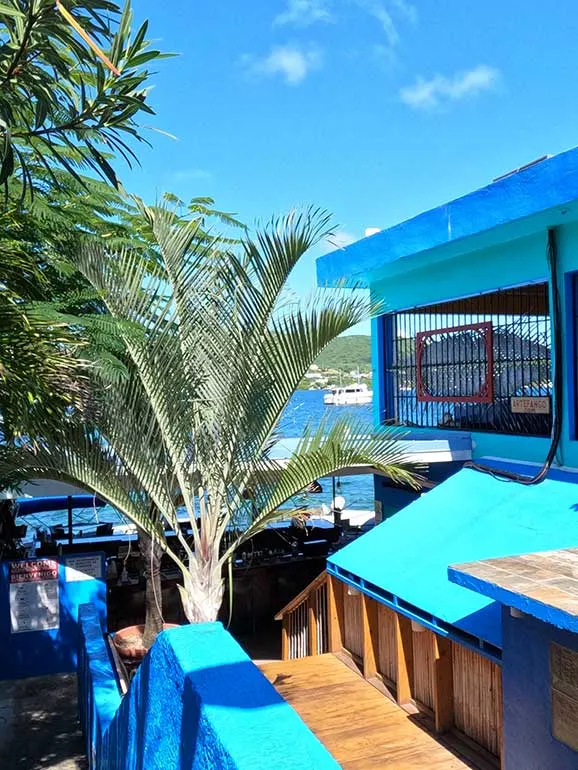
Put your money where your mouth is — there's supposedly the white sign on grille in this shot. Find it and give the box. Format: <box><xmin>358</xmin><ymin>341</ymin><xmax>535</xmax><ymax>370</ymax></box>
<box><xmin>65</xmin><ymin>555</ymin><xmax>102</xmax><ymax>582</ymax></box>
<box><xmin>9</xmin><ymin>559</ymin><xmax>59</xmax><ymax>634</ymax></box>
<box><xmin>511</xmin><ymin>396</ymin><xmax>551</xmax><ymax>415</ymax></box>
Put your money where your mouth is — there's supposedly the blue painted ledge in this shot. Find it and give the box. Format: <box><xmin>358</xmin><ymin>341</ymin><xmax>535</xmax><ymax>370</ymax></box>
<box><xmin>78</xmin><ymin>606</ymin><xmax>340</xmax><ymax>770</ymax></box>
<box><xmin>78</xmin><ymin>604</ymin><xmax>121</xmax><ymax>768</ymax></box>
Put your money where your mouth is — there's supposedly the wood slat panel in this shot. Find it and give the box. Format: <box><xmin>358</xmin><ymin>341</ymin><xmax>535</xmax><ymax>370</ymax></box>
<box><xmin>281</xmin><ymin>617</ymin><xmax>289</xmax><ymax>660</ymax></box>
<box><xmin>285</xmin><ymin>579</ymin><xmax>331</xmax><ymax>659</ymax></box>
<box><xmin>343</xmin><ymin>588</ymin><xmax>363</xmax><ymax>659</ymax></box>
<box><xmin>452</xmin><ymin>643</ymin><xmax>502</xmax><ymax>757</ymax></box>
<box><xmin>328</xmin><ymin>576</ymin><xmax>345</xmax><ymax>653</ymax></box>
<box><xmin>259</xmin><ymin>654</ymin><xmax>478</xmax><ymax>770</ymax></box>
<box><xmin>412</xmin><ymin>625</ymin><xmax>435</xmax><ymax>710</ymax></box>
<box><xmin>395</xmin><ymin>614</ymin><xmax>414</xmax><ymax>706</ymax></box>
<box><xmin>315</xmin><ymin>582</ymin><xmax>329</xmax><ymax>654</ymax></box>
<box><xmin>361</xmin><ymin>595</ymin><xmax>379</xmax><ymax>679</ymax></box>
<box><xmin>433</xmin><ymin>635</ymin><xmax>454</xmax><ymax>734</ymax></box>
<box><xmin>377</xmin><ymin>604</ymin><xmax>397</xmax><ymax>683</ymax></box>
<box><xmin>308</xmin><ymin>594</ymin><xmax>318</xmax><ymax>656</ymax></box>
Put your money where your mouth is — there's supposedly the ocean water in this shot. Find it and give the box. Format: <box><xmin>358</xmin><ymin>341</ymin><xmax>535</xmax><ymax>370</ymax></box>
<box><xmin>277</xmin><ymin>390</ymin><xmax>374</xmax><ymax>511</ymax></box>
<box><xmin>18</xmin><ymin>391</ymin><xmax>376</xmax><ymax>532</ymax></box>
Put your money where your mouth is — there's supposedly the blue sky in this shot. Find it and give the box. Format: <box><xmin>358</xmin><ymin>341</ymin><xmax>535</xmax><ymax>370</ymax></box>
<box><xmin>124</xmin><ymin>1</ymin><xmax>578</xmax><ymax>333</ymax></box>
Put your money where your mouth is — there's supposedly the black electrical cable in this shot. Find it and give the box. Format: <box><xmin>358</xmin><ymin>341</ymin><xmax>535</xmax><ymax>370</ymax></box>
<box><xmin>465</xmin><ymin>227</ymin><xmax>562</xmax><ymax>485</ymax></box>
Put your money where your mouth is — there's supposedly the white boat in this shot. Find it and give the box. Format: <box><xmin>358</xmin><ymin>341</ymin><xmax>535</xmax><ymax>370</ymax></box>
<box><xmin>323</xmin><ymin>383</ymin><xmax>373</xmax><ymax>406</ymax></box>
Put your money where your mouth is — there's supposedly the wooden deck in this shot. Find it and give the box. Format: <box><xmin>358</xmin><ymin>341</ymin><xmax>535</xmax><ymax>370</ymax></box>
<box><xmin>259</xmin><ymin>654</ymin><xmax>483</xmax><ymax>770</ymax></box>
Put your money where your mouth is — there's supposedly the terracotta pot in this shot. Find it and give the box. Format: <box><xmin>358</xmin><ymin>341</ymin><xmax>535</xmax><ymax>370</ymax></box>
<box><xmin>112</xmin><ymin>623</ymin><xmax>179</xmax><ymax>660</ymax></box>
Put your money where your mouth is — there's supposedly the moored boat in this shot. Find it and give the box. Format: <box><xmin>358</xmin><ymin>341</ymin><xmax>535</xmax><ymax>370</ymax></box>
<box><xmin>323</xmin><ymin>383</ymin><xmax>373</xmax><ymax>405</ymax></box>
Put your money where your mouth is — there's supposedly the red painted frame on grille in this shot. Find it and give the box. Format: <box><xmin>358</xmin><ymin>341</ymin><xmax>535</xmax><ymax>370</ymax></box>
<box><xmin>415</xmin><ymin>321</ymin><xmax>494</xmax><ymax>403</ymax></box>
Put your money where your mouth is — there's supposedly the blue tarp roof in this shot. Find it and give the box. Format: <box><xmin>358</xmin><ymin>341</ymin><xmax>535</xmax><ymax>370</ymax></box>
<box><xmin>328</xmin><ymin>467</ymin><xmax>578</xmax><ymax>647</ymax></box>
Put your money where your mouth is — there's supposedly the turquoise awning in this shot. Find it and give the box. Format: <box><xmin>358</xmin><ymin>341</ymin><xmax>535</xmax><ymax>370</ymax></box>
<box><xmin>328</xmin><ymin>467</ymin><xmax>578</xmax><ymax>648</ymax></box>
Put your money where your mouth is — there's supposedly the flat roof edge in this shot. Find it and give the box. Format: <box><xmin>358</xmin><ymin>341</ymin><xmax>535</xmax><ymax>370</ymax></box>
<box><xmin>316</xmin><ymin>146</ymin><xmax>578</xmax><ymax>287</ymax></box>
<box><xmin>448</xmin><ymin>566</ymin><xmax>578</xmax><ymax>635</ymax></box>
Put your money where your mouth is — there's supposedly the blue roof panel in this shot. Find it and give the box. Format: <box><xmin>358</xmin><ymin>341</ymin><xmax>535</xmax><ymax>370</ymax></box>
<box><xmin>317</xmin><ymin>146</ymin><xmax>578</xmax><ymax>288</ymax></box>
<box><xmin>328</xmin><ymin>467</ymin><xmax>578</xmax><ymax>647</ymax></box>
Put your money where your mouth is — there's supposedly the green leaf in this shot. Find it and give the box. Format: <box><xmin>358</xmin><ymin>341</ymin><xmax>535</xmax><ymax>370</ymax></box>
<box><xmin>0</xmin><ymin>4</ymin><xmax>24</xmax><ymax>20</ymax></box>
<box><xmin>0</xmin><ymin>141</ymin><xmax>14</xmax><ymax>184</ymax></box>
<box><xmin>34</xmin><ymin>99</ymin><xmax>48</xmax><ymax>131</ymax></box>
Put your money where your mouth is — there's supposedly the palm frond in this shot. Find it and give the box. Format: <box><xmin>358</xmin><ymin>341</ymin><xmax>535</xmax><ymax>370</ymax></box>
<box><xmin>11</xmin><ymin>203</ymin><xmax>418</xmax><ymax>625</ymax></box>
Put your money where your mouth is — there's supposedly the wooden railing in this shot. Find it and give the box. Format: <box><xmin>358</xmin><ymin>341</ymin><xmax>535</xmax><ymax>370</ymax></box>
<box><xmin>275</xmin><ymin>571</ymin><xmax>332</xmax><ymax>660</ymax></box>
<box><xmin>276</xmin><ymin>574</ymin><xmax>503</xmax><ymax>765</ymax></box>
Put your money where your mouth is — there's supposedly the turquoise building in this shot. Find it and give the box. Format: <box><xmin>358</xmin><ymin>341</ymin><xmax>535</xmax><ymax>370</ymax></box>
<box><xmin>317</xmin><ymin>147</ymin><xmax>578</xmax><ymax>493</ymax></box>
<box><xmin>314</xmin><ymin>147</ymin><xmax>578</xmax><ymax>768</ymax></box>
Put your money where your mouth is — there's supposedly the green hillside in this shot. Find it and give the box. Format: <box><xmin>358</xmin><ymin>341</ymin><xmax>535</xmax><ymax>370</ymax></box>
<box><xmin>315</xmin><ymin>335</ymin><xmax>371</xmax><ymax>373</ymax></box>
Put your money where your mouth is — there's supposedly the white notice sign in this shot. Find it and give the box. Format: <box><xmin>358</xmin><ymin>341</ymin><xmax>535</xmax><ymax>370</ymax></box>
<box><xmin>9</xmin><ymin>560</ymin><xmax>59</xmax><ymax>634</ymax></box>
<box><xmin>65</xmin><ymin>555</ymin><xmax>102</xmax><ymax>582</ymax></box>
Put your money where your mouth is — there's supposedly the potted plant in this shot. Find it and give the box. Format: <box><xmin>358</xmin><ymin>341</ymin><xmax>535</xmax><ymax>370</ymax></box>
<box><xmin>111</xmin><ymin>525</ymin><xmax>180</xmax><ymax>662</ymax></box>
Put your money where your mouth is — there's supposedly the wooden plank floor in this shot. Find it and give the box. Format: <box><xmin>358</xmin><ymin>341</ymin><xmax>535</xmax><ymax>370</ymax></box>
<box><xmin>259</xmin><ymin>654</ymin><xmax>480</xmax><ymax>770</ymax></box>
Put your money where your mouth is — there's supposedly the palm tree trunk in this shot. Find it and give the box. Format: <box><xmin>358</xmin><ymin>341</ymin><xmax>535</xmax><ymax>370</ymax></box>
<box><xmin>178</xmin><ymin>546</ymin><xmax>224</xmax><ymax>624</ymax></box>
<box><xmin>138</xmin><ymin>527</ymin><xmax>164</xmax><ymax>649</ymax></box>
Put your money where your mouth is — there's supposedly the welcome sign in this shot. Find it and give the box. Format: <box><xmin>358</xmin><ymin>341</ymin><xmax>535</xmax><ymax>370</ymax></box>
<box><xmin>9</xmin><ymin>559</ymin><xmax>59</xmax><ymax>634</ymax></box>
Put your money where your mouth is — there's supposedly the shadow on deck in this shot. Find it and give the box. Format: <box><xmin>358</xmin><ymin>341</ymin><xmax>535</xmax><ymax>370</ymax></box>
<box><xmin>0</xmin><ymin>674</ymin><xmax>86</xmax><ymax>770</ymax></box>
<box><xmin>259</xmin><ymin>654</ymin><xmax>486</xmax><ymax>770</ymax></box>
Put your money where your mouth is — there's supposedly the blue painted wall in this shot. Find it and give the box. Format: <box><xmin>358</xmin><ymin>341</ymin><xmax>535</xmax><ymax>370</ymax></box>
<box><xmin>501</xmin><ymin>607</ymin><xmax>578</xmax><ymax>770</ymax></box>
<box><xmin>316</xmin><ymin>147</ymin><xmax>578</xmax><ymax>470</ymax></box>
<box><xmin>370</xmin><ymin>231</ymin><xmax>549</xmax><ymax>313</ymax></box>
<box><xmin>78</xmin><ymin>603</ymin><xmax>121</xmax><ymax>769</ymax></box>
<box><xmin>372</xmin><ymin>477</ymin><xmax>419</xmax><ymax>522</ymax></box>
<box><xmin>0</xmin><ymin>553</ymin><xmax>106</xmax><ymax>680</ymax></box>
<box><xmin>371</xmin><ymin>231</ymin><xmax>555</xmax><ymax>465</ymax></box>
<box><xmin>365</xmin><ymin>220</ymin><xmax>578</xmax><ymax>469</ymax></box>
<box><xmin>371</xmin><ymin>314</ymin><xmax>387</xmax><ymax>426</ymax></box>
<box><xmin>79</xmin><ymin>608</ymin><xmax>341</xmax><ymax>770</ymax></box>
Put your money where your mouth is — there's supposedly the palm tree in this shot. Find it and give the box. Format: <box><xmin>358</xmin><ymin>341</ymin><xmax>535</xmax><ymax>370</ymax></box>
<box><xmin>6</xmin><ymin>204</ymin><xmax>418</xmax><ymax>646</ymax></box>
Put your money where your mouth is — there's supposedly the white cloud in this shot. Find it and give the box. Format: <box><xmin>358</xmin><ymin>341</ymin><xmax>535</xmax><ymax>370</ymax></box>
<box><xmin>274</xmin><ymin>0</ymin><xmax>333</xmax><ymax>27</ymax></box>
<box><xmin>391</xmin><ymin>0</ymin><xmax>417</xmax><ymax>24</ymax></box>
<box><xmin>324</xmin><ymin>230</ymin><xmax>357</xmax><ymax>252</ymax></box>
<box><xmin>242</xmin><ymin>45</ymin><xmax>323</xmax><ymax>85</ymax></box>
<box><xmin>355</xmin><ymin>0</ymin><xmax>417</xmax><ymax>50</ymax></box>
<box><xmin>363</xmin><ymin>1</ymin><xmax>398</xmax><ymax>47</ymax></box>
<box><xmin>400</xmin><ymin>65</ymin><xmax>501</xmax><ymax>110</ymax></box>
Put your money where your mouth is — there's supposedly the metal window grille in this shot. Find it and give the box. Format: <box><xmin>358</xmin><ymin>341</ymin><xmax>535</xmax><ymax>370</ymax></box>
<box><xmin>385</xmin><ymin>283</ymin><xmax>552</xmax><ymax>436</ymax></box>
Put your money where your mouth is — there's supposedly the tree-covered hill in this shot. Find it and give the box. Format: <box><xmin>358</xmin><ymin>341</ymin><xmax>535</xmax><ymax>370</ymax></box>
<box><xmin>315</xmin><ymin>335</ymin><xmax>371</xmax><ymax>373</ymax></box>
